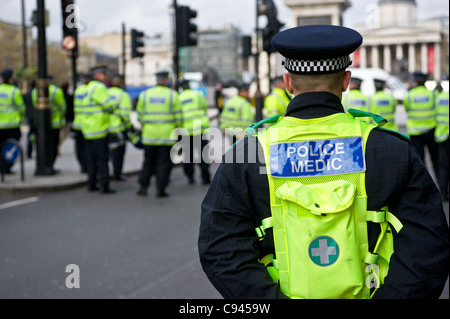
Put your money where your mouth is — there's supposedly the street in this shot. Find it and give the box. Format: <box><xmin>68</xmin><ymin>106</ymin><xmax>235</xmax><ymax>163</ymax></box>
<box><xmin>0</xmin><ymin>165</ymin><xmax>221</xmax><ymax>299</ymax></box>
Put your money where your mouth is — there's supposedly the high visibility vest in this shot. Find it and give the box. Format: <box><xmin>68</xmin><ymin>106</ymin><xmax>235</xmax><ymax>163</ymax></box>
<box><xmin>179</xmin><ymin>89</ymin><xmax>210</xmax><ymax>136</ymax></box>
<box><xmin>435</xmin><ymin>91</ymin><xmax>449</xmax><ymax>143</ymax></box>
<box><xmin>372</xmin><ymin>90</ymin><xmax>398</xmax><ymax>131</ymax></box>
<box><xmin>253</xmin><ymin>111</ymin><xmax>403</xmax><ymax>299</ymax></box>
<box><xmin>403</xmin><ymin>86</ymin><xmax>436</xmax><ymax>136</ymax></box>
<box><xmin>81</xmin><ymin>80</ymin><xmax>113</xmax><ymax>140</ymax></box>
<box><xmin>0</xmin><ymin>83</ymin><xmax>25</xmax><ymax>129</ymax></box>
<box><xmin>220</xmin><ymin>95</ymin><xmax>254</xmax><ymax>131</ymax></box>
<box><xmin>108</xmin><ymin>86</ymin><xmax>132</xmax><ymax>133</ymax></box>
<box><xmin>73</xmin><ymin>84</ymin><xmax>89</xmax><ymax>131</ymax></box>
<box><xmin>136</xmin><ymin>85</ymin><xmax>182</xmax><ymax>146</ymax></box>
<box><xmin>32</xmin><ymin>85</ymin><xmax>67</xmax><ymax>129</ymax></box>
<box><xmin>264</xmin><ymin>88</ymin><xmax>291</xmax><ymax>117</ymax></box>
<box><xmin>342</xmin><ymin>89</ymin><xmax>373</xmax><ymax>123</ymax></box>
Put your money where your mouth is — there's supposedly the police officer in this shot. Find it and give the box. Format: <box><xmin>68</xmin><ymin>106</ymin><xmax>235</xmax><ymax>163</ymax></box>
<box><xmin>372</xmin><ymin>79</ymin><xmax>398</xmax><ymax>131</ymax></box>
<box><xmin>108</xmin><ymin>74</ymin><xmax>132</xmax><ymax>181</ymax></box>
<box><xmin>178</xmin><ymin>79</ymin><xmax>211</xmax><ymax>185</ymax></box>
<box><xmin>0</xmin><ymin>69</ymin><xmax>25</xmax><ymax>173</ymax></box>
<box><xmin>72</xmin><ymin>73</ymin><xmax>91</xmax><ymax>173</ymax></box>
<box><xmin>32</xmin><ymin>76</ymin><xmax>67</xmax><ymax>166</ymax></box>
<box><xmin>82</xmin><ymin>66</ymin><xmax>115</xmax><ymax>194</ymax></box>
<box><xmin>198</xmin><ymin>25</ymin><xmax>449</xmax><ymax>299</ymax></box>
<box><xmin>342</xmin><ymin>77</ymin><xmax>374</xmax><ymax>123</ymax></box>
<box><xmin>220</xmin><ymin>83</ymin><xmax>254</xmax><ymax>145</ymax></box>
<box><xmin>403</xmin><ymin>71</ymin><xmax>439</xmax><ymax>178</ymax></box>
<box><xmin>435</xmin><ymin>89</ymin><xmax>449</xmax><ymax>201</ymax></box>
<box><xmin>264</xmin><ymin>76</ymin><xmax>291</xmax><ymax>118</ymax></box>
<box><xmin>136</xmin><ymin>71</ymin><xmax>182</xmax><ymax>197</ymax></box>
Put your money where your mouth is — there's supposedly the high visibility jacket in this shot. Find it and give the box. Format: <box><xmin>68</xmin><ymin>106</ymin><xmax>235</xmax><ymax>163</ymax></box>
<box><xmin>220</xmin><ymin>95</ymin><xmax>254</xmax><ymax>131</ymax></box>
<box><xmin>81</xmin><ymin>80</ymin><xmax>113</xmax><ymax>140</ymax></box>
<box><xmin>264</xmin><ymin>88</ymin><xmax>291</xmax><ymax>117</ymax></box>
<box><xmin>372</xmin><ymin>90</ymin><xmax>398</xmax><ymax>131</ymax></box>
<box><xmin>136</xmin><ymin>85</ymin><xmax>182</xmax><ymax>146</ymax></box>
<box><xmin>435</xmin><ymin>91</ymin><xmax>449</xmax><ymax>143</ymax></box>
<box><xmin>179</xmin><ymin>89</ymin><xmax>210</xmax><ymax>136</ymax></box>
<box><xmin>254</xmin><ymin>112</ymin><xmax>402</xmax><ymax>299</ymax></box>
<box><xmin>108</xmin><ymin>86</ymin><xmax>132</xmax><ymax>133</ymax></box>
<box><xmin>403</xmin><ymin>85</ymin><xmax>436</xmax><ymax>136</ymax></box>
<box><xmin>342</xmin><ymin>89</ymin><xmax>373</xmax><ymax>123</ymax></box>
<box><xmin>32</xmin><ymin>84</ymin><xmax>67</xmax><ymax>129</ymax></box>
<box><xmin>73</xmin><ymin>83</ymin><xmax>89</xmax><ymax>131</ymax></box>
<box><xmin>0</xmin><ymin>83</ymin><xmax>25</xmax><ymax>129</ymax></box>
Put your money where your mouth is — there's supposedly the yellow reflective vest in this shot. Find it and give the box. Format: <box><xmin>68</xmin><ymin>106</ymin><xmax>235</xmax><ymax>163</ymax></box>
<box><xmin>179</xmin><ymin>89</ymin><xmax>209</xmax><ymax>136</ymax></box>
<box><xmin>73</xmin><ymin>83</ymin><xmax>89</xmax><ymax>131</ymax></box>
<box><xmin>403</xmin><ymin>85</ymin><xmax>436</xmax><ymax>136</ymax></box>
<box><xmin>0</xmin><ymin>83</ymin><xmax>25</xmax><ymax>129</ymax></box>
<box><xmin>136</xmin><ymin>85</ymin><xmax>182</xmax><ymax>146</ymax></box>
<box><xmin>108</xmin><ymin>86</ymin><xmax>132</xmax><ymax>133</ymax></box>
<box><xmin>371</xmin><ymin>90</ymin><xmax>398</xmax><ymax>131</ymax></box>
<box><xmin>81</xmin><ymin>80</ymin><xmax>113</xmax><ymax>140</ymax></box>
<box><xmin>220</xmin><ymin>95</ymin><xmax>254</xmax><ymax>131</ymax></box>
<box><xmin>435</xmin><ymin>91</ymin><xmax>449</xmax><ymax>143</ymax></box>
<box><xmin>254</xmin><ymin>112</ymin><xmax>402</xmax><ymax>299</ymax></box>
<box><xmin>32</xmin><ymin>84</ymin><xmax>67</xmax><ymax>129</ymax></box>
<box><xmin>264</xmin><ymin>88</ymin><xmax>291</xmax><ymax>117</ymax></box>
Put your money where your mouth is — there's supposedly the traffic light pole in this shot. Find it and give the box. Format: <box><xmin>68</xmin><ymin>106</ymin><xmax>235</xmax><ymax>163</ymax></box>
<box><xmin>173</xmin><ymin>0</ymin><xmax>179</xmax><ymax>89</ymax></box>
<box><xmin>255</xmin><ymin>0</ymin><xmax>264</xmax><ymax>122</ymax></box>
<box><xmin>35</xmin><ymin>0</ymin><xmax>54</xmax><ymax>176</ymax></box>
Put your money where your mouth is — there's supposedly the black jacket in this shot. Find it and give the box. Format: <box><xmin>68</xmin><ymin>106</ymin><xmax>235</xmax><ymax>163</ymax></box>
<box><xmin>199</xmin><ymin>92</ymin><xmax>449</xmax><ymax>299</ymax></box>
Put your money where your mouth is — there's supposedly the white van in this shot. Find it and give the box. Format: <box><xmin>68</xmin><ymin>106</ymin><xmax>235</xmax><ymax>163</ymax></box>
<box><xmin>347</xmin><ymin>67</ymin><xmax>408</xmax><ymax>101</ymax></box>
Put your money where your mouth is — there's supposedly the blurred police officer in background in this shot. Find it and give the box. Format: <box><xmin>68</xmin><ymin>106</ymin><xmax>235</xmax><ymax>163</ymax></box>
<box><xmin>264</xmin><ymin>76</ymin><xmax>291</xmax><ymax>118</ymax></box>
<box><xmin>108</xmin><ymin>74</ymin><xmax>132</xmax><ymax>181</ymax></box>
<box><xmin>403</xmin><ymin>71</ymin><xmax>439</xmax><ymax>178</ymax></box>
<box><xmin>0</xmin><ymin>69</ymin><xmax>25</xmax><ymax>174</ymax></box>
<box><xmin>32</xmin><ymin>75</ymin><xmax>67</xmax><ymax>167</ymax></box>
<box><xmin>372</xmin><ymin>79</ymin><xmax>398</xmax><ymax>132</ymax></box>
<box><xmin>72</xmin><ymin>73</ymin><xmax>91</xmax><ymax>173</ymax></box>
<box><xmin>82</xmin><ymin>66</ymin><xmax>115</xmax><ymax>194</ymax></box>
<box><xmin>220</xmin><ymin>83</ymin><xmax>254</xmax><ymax>145</ymax></box>
<box><xmin>435</xmin><ymin>88</ymin><xmax>449</xmax><ymax>201</ymax></box>
<box><xmin>199</xmin><ymin>25</ymin><xmax>449</xmax><ymax>299</ymax></box>
<box><xmin>136</xmin><ymin>71</ymin><xmax>182</xmax><ymax>198</ymax></box>
<box><xmin>178</xmin><ymin>79</ymin><xmax>211</xmax><ymax>185</ymax></box>
<box><xmin>342</xmin><ymin>77</ymin><xmax>375</xmax><ymax>123</ymax></box>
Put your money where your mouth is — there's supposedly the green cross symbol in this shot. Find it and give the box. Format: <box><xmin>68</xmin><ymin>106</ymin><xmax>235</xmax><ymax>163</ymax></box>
<box><xmin>309</xmin><ymin>236</ymin><xmax>339</xmax><ymax>267</ymax></box>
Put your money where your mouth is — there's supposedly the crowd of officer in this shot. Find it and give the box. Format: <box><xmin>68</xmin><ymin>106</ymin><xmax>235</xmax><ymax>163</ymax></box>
<box><xmin>1</xmin><ymin>62</ymin><xmax>448</xmax><ymax>200</ymax></box>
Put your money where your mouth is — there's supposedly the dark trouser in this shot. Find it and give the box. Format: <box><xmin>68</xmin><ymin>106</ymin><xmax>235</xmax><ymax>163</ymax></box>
<box><xmin>111</xmin><ymin>142</ymin><xmax>126</xmax><ymax>178</ymax></box>
<box><xmin>85</xmin><ymin>137</ymin><xmax>110</xmax><ymax>189</ymax></box>
<box><xmin>138</xmin><ymin>145</ymin><xmax>173</xmax><ymax>192</ymax></box>
<box><xmin>437</xmin><ymin>138</ymin><xmax>449</xmax><ymax>200</ymax></box>
<box><xmin>182</xmin><ymin>135</ymin><xmax>210</xmax><ymax>183</ymax></box>
<box><xmin>0</xmin><ymin>128</ymin><xmax>21</xmax><ymax>173</ymax></box>
<box><xmin>410</xmin><ymin>128</ymin><xmax>440</xmax><ymax>178</ymax></box>
<box><xmin>74</xmin><ymin>129</ymin><xmax>87</xmax><ymax>173</ymax></box>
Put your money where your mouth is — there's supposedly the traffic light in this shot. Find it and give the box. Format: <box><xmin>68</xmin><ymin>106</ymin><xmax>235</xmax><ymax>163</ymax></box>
<box><xmin>242</xmin><ymin>35</ymin><xmax>252</xmax><ymax>58</ymax></box>
<box><xmin>131</xmin><ymin>29</ymin><xmax>145</xmax><ymax>58</ymax></box>
<box><xmin>258</xmin><ymin>0</ymin><xmax>284</xmax><ymax>54</ymax></box>
<box><xmin>176</xmin><ymin>5</ymin><xmax>198</xmax><ymax>47</ymax></box>
<box><xmin>61</xmin><ymin>0</ymin><xmax>78</xmax><ymax>56</ymax></box>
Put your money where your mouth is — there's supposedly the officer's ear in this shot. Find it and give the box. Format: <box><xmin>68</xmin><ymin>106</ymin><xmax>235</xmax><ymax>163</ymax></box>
<box><xmin>283</xmin><ymin>73</ymin><xmax>294</xmax><ymax>95</ymax></box>
<box><xmin>342</xmin><ymin>70</ymin><xmax>351</xmax><ymax>92</ymax></box>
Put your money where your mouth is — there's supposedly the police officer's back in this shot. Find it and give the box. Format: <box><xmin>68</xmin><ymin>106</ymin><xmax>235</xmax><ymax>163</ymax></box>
<box><xmin>136</xmin><ymin>71</ymin><xmax>182</xmax><ymax>197</ymax></box>
<box><xmin>0</xmin><ymin>69</ymin><xmax>25</xmax><ymax>173</ymax></box>
<box><xmin>264</xmin><ymin>76</ymin><xmax>291</xmax><ymax>118</ymax></box>
<box><xmin>199</xmin><ymin>25</ymin><xmax>449</xmax><ymax>299</ymax></box>
<box><xmin>82</xmin><ymin>66</ymin><xmax>115</xmax><ymax>194</ymax></box>
<box><xmin>372</xmin><ymin>79</ymin><xmax>398</xmax><ymax>131</ymax></box>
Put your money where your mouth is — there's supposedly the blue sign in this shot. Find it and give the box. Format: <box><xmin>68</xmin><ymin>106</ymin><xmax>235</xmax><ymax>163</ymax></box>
<box><xmin>2</xmin><ymin>143</ymin><xmax>20</xmax><ymax>164</ymax></box>
<box><xmin>269</xmin><ymin>137</ymin><xmax>365</xmax><ymax>178</ymax></box>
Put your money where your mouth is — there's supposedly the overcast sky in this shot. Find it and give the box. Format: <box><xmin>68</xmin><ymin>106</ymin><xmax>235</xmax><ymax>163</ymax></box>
<box><xmin>0</xmin><ymin>0</ymin><xmax>448</xmax><ymax>42</ymax></box>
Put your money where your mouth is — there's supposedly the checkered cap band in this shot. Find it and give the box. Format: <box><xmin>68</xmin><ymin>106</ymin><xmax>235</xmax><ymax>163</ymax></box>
<box><xmin>283</xmin><ymin>55</ymin><xmax>352</xmax><ymax>74</ymax></box>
